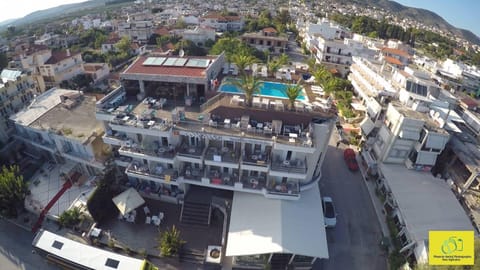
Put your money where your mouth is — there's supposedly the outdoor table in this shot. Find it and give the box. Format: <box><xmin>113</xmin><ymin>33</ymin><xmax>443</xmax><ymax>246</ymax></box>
<box><xmin>91</xmin><ymin>228</ymin><xmax>102</xmax><ymax>238</ymax></box>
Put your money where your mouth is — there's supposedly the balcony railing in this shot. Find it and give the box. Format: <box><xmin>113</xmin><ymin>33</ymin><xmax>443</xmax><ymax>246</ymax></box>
<box><xmin>240</xmin><ymin>176</ymin><xmax>267</xmax><ymax>191</ymax></box>
<box><xmin>205</xmin><ymin>146</ymin><xmax>240</xmax><ymax>164</ymax></box>
<box><xmin>126</xmin><ymin>162</ymin><xmax>178</xmax><ymax>182</ymax></box>
<box><xmin>241</xmin><ymin>151</ymin><xmax>270</xmax><ymax>167</ymax></box>
<box><xmin>177</xmin><ymin>144</ymin><xmax>205</xmax><ymax>158</ymax></box>
<box><xmin>120</xmin><ymin>145</ymin><xmax>176</xmax><ymax>159</ymax></box>
<box><xmin>271</xmin><ymin>157</ymin><xmax>308</xmax><ymax>174</ymax></box>
<box><xmin>181</xmin><ymin>167</ymin><xmax>204</xmax><ymax>181</ymax></box>
<box><xmin>266</xmin><ymin>179</ymin><xmax>300</xmax><ymax>196</ymax></box>
<box><xmin>207</xmin><ymin>170</ymin><xmax>237</xmax><ymax>187</ymax></box>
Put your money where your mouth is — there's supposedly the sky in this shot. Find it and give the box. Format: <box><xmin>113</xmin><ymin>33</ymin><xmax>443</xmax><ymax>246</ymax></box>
<box><xmin>395</xmin><ymin>0</ymin><xmax>480</xmax><ymax>37</ymax></box>
<box><xmin>0</xmin><ymin>0</ymin><xmax>87</xmax><ymax>22</ymax></box>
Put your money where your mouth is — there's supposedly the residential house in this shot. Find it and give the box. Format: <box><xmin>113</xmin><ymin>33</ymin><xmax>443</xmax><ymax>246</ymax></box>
<box><xmin>200</xmin><ymin>12</ymin><xmax>244</xmax><ymax>32</ymax></box>
<box><xmin>182</xmin><ymin>26</ymin><xmax>215</xmax><ymax>46</ymax></box>
<box><xmin>83</xmin><ymin>63</ymin><xmax>110</xmax><ymax>84</ymax></box>
<box><xmin>241</xmin><ymin>27</ymin><xmax>288</xmax><ymax>54</ymax></box>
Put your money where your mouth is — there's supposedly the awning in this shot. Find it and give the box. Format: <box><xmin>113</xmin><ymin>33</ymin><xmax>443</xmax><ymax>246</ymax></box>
<box><xmin>360</xmin><ymin>117</ymin><xmax>375</xmax><ymax>136</ymax></box>
<box><xmin>226</xmin><ymin>185</ymin><xmax>329</xmax><ymax>259</ymax></box>
<box><xmin>112</xmin><ymin>188</ymin><xmax>145</xmax><ymax>215</ymax></box>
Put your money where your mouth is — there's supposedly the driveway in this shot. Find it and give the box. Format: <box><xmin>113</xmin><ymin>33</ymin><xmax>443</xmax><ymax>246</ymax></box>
<box><xmin>313</xmin><ymin>133</ymin><xmax>387</xmax><ymax>270</ymax></box>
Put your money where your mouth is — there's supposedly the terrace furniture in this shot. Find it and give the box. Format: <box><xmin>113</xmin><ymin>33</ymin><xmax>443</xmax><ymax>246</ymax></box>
<box><xmin>145</xmin><ymin>216</ymin><xmax>151</xmax><ymax>224</ymax></box>
<box><xmin>253</xmin><ymin>97</ymin><xmax>261</xmax><ymax>108</ymax></box>
<box><xmin>143</xmin><ymin>206</ymin><xmax>150</xmax><ymax>215</ymax></box>
<box><xmin>224</xmin><ymin>118</ymin><xmax>231</xmax><ymax>128</ymax></box>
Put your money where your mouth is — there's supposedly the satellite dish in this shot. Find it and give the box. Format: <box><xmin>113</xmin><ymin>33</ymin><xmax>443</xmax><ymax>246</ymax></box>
<box><xmin>179</xmin><ymin>49</ymin><xmax>185</xmax><ymax>57</ymax></box>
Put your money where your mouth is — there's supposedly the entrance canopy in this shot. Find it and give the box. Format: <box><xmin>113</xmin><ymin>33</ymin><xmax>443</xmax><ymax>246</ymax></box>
<box><xmin>112</xmin><ymin>188</ymin><xmax>145</xmax><ymax>215</ymax></box>
<box><xmin>226</xmin><ymin>185</ymin><xmax>328</xmax><ymax>259</ymax></box>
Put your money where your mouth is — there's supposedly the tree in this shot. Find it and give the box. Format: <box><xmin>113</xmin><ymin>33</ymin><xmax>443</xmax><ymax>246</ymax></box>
<box><xmin>267</xmin><ymin>60</ymin><xmax>281</xmax><ymax>77</ymax></box>
<box><xmin>159</xmin><ymin>225</ymin><xmax>185</xmax><ymax>257</ymax></box>
<box><xmin>277</xmin><ymin>53</ymin><xmax>289</xmax><ymax>66</ymax></box>
<box><xmin>115</xmin><ymin>36</ymin><xmax>132</xmax><ymax>56</ymax></box>
<box><xmin>58</xmin><ymin>207</ymin><xmax>81</xmax><ymax>228</ymax></box>
<box><xmin>225</xmin><ymin>75</ymin><xmax>263</xmax><ymax>107</ymax></box>
<box><xmin>0</xmin><ymin>53</ymin><xmax>7</xmax><ymax>70</ymax></box>
<box><xmin>0</xmin><ymin>166</ymin><xmax>28</xmax><ymax>217</ymax></box>
<box><xmin>94</xmin><ymin>32</ymin><xmax>107</xmax><ymax>49</ymax></box>
<box><xmin>284</xmin><ymin>82</ymin><xmax>303</xmax><ymax>110</ymax></box>
<box><xmin>231</xmin><ymin>53</ymin><xmax>258</xmax><ymax>76</ymax></box>
<box><xmin>175</xmin><ymin>40</ymin><xmax>206</xmax><ymax>56</ymax></box>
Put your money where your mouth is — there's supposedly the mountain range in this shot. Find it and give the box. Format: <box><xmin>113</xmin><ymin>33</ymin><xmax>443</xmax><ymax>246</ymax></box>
<box><xmin>0</xmin><ymin>0</ymin><xmax>479</xmax><ymax>46</ymax></box>
<box><xmin>333</xmin><ymin>0</ymin><xmax>480</xmax><ymax>45</ymax></box>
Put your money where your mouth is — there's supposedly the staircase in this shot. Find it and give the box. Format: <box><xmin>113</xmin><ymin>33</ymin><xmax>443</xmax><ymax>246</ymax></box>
<box><xmin>179</xmin><ymin>247</ymin><xmax>205</xmax><ymax>264</ymax></box>
<box><xmin>180</xmin><ymin>201</ymin><xmax>211</xmax><ymax>226</ymax></box>
<box><xmin>269</xmin><ymin>254</ymin><xmax>292</xmax><ymax>270</ymax></box>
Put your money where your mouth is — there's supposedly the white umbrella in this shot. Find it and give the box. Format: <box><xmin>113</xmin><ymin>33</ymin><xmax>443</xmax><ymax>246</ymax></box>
<box><xmin>112</xmin><ymin>188</ymin><xmax>145</xmax><ymax>215</ymax></box>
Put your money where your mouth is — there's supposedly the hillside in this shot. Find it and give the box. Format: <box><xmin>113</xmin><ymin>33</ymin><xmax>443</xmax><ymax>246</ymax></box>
<box><xmin>333</xmin><ymin>0</ymin><xmax>480</xmax><ymax>45</ymax></box>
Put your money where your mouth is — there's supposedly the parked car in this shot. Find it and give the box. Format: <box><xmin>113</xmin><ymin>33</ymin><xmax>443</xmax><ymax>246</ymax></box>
<box><xmin>343</xmin><ymin>148</ymin><xmax>359</xmax><ymax>171</ymax></box>
<box><xmin>322</xmin><ymin>197</ymin><xmax>337</xmax><ymax>228</ymax></box>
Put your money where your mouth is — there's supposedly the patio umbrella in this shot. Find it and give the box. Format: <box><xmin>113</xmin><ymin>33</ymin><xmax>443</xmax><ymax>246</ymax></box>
<box><xmin>112</xmin><ymin>188</ymin><xmax>145</xmax><ymax>215</ymax></box>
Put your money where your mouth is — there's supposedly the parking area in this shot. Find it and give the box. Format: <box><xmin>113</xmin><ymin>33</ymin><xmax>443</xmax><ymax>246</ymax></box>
<box><xmin>314</xmin><ymin>132</ymin><xmax>387</xmax><ymax>270</ymax></box>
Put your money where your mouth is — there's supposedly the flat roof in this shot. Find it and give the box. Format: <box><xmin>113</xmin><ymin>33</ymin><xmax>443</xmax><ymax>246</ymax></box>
<box><xmin>226</xmin><ymin>184</ymin><xmax>329</xmax><ymax>259</ymax></box>
<box><xmin>380</xmin><ymin>163</ymin><xmax>475</xmax><ymax>244</ymax></box>
<box><xmin>123</xmin><ymin>55</ymin><xmax>217</xmax><ymax>78</ymax></box>
<box><xmin>12</xmin><ymin>89</ymin><xmax>104</xmax><ymax>142</ymax></box>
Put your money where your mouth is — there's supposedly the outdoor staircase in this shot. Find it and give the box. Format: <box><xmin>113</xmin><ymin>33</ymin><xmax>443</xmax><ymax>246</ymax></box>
<box><xmin>269</xmin><ymin>254</ymin><xmax>292</xmax><ymax>270</ymax></box>
<box><xmin>180</xmin><ymin>201</ymin><xmax>211</xmax><ymax>226</ymax></box>
<box><xmin>179</xmin><ymin>247</ymin><xmax>205</xmax><ymax>264</ymax></box>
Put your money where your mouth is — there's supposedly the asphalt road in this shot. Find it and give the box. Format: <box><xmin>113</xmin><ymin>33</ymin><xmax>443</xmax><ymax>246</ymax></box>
<box><xmin>0</xmin><ymin>219</ymin><xmax>58</xmax><ymax>270</ymax></box>
<box><xmin>314</xmin><ymin>134</ymin><xmax>387</xmax><ymax>270</ymax></box>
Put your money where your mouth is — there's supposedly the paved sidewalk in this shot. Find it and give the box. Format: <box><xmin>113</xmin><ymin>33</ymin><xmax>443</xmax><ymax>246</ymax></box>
<box><xmin>356</xmin><ymin>153</ymin><xmax>391</xmax><ymax>247</ymax></box>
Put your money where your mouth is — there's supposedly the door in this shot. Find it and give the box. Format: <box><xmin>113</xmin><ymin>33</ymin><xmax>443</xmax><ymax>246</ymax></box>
<box><xmin>286</xmin><ymin>151</ymin><xmax>292</xmax><ymax>160</ymax></box>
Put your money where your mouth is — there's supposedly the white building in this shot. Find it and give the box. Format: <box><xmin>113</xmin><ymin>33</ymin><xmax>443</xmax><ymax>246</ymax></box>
<box><xmin>11</xmin><ymin>88</ymin><xmax>109</xmax><ymax>175</ymax></box>
<box><xmin>200</xmin><ymin>13</ymin><xmax>244</xmax><ymax>32</ymax></box>
<box><xmin>118</xmin><ymin>14</ymin><xmax>154</xmax><ymax>43</ymax></box>
<box><xmin>0</xmin><ymin>69</ymin><xmax>38</xmax><ymax>147</ymax></box>
<box><xmin>95</xmin><ymin>52</ymin><xmax>336</xmax><ymax>268</ymax></box>
<box><xmin>83</xmin><ymin>63</ymin><xmax>110</xmax><ymax>84</ymax></box>
<box><xmin>38</xmin><ymin>49</ymin><xmax>84</xmax><ymax>89</ymax></box>
<box><xmin>181</xmin><ymin>26</ymin><xmax>215</xmax><ymax>46</ymax></box>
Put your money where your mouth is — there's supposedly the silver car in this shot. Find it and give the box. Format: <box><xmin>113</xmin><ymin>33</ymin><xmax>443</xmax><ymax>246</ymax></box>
<box><xmin>322</xmin><ymin>196</ymin><xmax>337</xmax><ymax>228</ymax></box>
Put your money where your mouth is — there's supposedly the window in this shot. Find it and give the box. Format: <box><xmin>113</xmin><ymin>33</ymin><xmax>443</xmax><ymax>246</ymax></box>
<box><xmin>52</xmin><ymin>240</ymin><xmax>64</xmax><ymax>250</ymax></box>
<box><xmin>266</xmin><ymin>41</ymin><xmax>271</xmax><ymax>46</ymax></box>
<box><xmin>277</xmin><ymin>41</ymin><xmax>281</xmax><ymax>46</ymax></box>
<box><xmin>259</xmin><ymin>40</ymin><xmax>263</xmax><ymax>45</ymax></box>
<box><xmin>105</xmin><ymin>258</ymin><xmax>120</xmax><ymax>269</ymax></box>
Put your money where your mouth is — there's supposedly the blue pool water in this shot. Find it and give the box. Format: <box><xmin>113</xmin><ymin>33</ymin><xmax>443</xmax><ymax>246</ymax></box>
<box><xmin>219</xmin><ymin>81</ymin><xmax>305</xmax><ymax>100</ymax></box>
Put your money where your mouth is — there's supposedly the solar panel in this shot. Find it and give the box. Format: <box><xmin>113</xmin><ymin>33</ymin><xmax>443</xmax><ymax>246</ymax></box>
<box><xmin>185</xmin><ymin>58</ymin><xmax>210</xmax><ymax>68</ymax></box>
<box><xmin>142</xmin><ymin>57</ymin><xmax>166</xmax><ymax>66</ymax></box>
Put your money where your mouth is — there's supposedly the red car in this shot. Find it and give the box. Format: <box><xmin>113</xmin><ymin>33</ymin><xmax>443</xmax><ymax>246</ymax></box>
<box><xmin>343</xmin><ymin>148</ymin><xmax>359</xmax><ymax>171</ymax></box>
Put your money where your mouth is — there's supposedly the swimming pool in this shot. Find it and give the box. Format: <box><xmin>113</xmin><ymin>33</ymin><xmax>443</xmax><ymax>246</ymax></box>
<box><xmin>219</xmin><ymin>81</ymin><xmax>306</xmax><ymax>100</ymax></box>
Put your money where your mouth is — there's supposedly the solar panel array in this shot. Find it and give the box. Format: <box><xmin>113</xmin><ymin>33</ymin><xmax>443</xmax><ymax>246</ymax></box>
<box><xmin>142</xmin><ymin>57</ymin><xmax>211</xmax><ymax>68</ymax></box>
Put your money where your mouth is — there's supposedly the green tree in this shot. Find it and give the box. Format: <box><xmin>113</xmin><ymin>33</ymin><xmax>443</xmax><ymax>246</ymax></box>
<box><xmin>267</xmin><ymin>60</ymin><xmax>281</xmax><ymax>77</ymax></box>
<box><xmin>115</xmin><ymin>36</ymin><xmax>132</xmax><ymax>56</ymax></box>
<box><xmin>175</xmin><ymin>40</ymin><xmax>206</xmax><ymax>56</ymax></box>
<box><xmin>231</xmin><ymin>53</ymin><xmax>258</xmax><ymax>76</ymax></box>
<box><xmin>284</xmin><ymin>82</ymin><xmax>303</xmax><ymax>110</ymax></box>
<box><xmin>58</xmin><ymin>207</ymin><xmax>81</xmax><ymax>228</ymax></box>
<box><xmin>159</xmin><ymin>225</ymin><xmax>186</xmax><ymax>257</ymax></box>
<box><xmin>277</xmin><ymin>53</ymin><xmax>289</xmax><ymax>66</ymax></box>
<box><xmin>0</xmin><ymin>166</ymin><xmax>28</xmax><ymax>217</ymax></box>
<box><xmin>225</xmin><ymin>75</ymin><xmax>263</xmax><ymax>107</ymax></box>
<box><xmin>94</xmin><ymin>32</ymin><xmax>107</xmax><ymax>49</ymax></box>
<box><xmin>0</xmin><ymin>53</ymin><xmax>7</xmax><ymax>70</ymax></box>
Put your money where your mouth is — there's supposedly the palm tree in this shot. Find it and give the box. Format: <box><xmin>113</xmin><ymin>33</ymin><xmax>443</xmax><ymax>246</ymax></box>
<box><xmin>313</xmin><ymin>65</ymin><xmax>332</xmax><ymax>88</ymax></box>
<box><xmin>284</xmin><ymin>82</ymin><xmax>303</xmax><ymax>110</ymax></box>
<box><xmin>226</xmin><ymin>75</ymin><xmax>263</xmax><ymax>107</ymax></box>
<box><xmin>277</xmin><ymin>53</ymin><xmax>289</xmax><ymax>66</ymax></box>
<box><xmin>267</xmin><ymin>60</ymin><xmax>281</xmax><ymax>77</ymax></box>
<box><xmin>231</xmin><ymin>53</ymin><xmax>258</xmax><ymax>76</ymax></box>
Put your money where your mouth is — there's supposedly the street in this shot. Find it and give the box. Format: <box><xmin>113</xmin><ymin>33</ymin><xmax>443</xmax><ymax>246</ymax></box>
<box><xmin>314</xmin><ymin>133</ymin><xmax>387</xmax><ymax>270</ymax></box>
<box><xmin>0</xmin><ymin>219</ymin><xmax>58</xmax><ymax>270</ymax></box>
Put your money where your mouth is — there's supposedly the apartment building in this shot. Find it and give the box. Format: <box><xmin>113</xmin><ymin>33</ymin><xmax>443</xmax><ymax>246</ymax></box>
<box><xmin>96</xmin><ymin>53</ymin><xmax>334</xmax><ymax>268</ymax></box>
<box><xmin>200</xmin><ymin>13</ymin><xmax>244</xmax><ymax>32</ymax></box>
<box><xmin>118</xmin><ymin>14</ymin><xmax>154</xmax><ymax>43</ymax></box>
<box><xmin>181</xmin><ymin>26</ymin><xmax>215</xmax><ymax>46</ymax></box>
<box><xmin>0</xmin><ymin>69</ymin><xmax>37</xmax><ymax>148</ymax></box>
<box><xmin>241</xmin><ymin>27</ymin><xmax>288</xmax><ymax>54</ymax></box>
<box><xmin>11</xmin><ymin>88</ymin><xmax>109</xmax><ymax>176</ymax></box>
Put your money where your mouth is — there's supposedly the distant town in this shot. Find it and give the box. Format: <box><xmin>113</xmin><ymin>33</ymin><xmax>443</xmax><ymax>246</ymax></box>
<box><xmin>0</xmin><ymin>0</ymin><xmax>479</xmax><ymax>270</ymax></box>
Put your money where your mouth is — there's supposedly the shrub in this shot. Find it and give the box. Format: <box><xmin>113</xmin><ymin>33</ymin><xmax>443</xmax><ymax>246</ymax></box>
<box><xmin>159</xmin><ymin>225</ymin><xmax>186</xmax><ymax>257</ymax></box>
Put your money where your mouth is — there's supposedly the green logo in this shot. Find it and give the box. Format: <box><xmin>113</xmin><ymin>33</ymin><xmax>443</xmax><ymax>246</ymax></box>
<box><xmin>441</xmin><ymin>236</ymin><xmax>464</xmax><ymax>255</ymax></box>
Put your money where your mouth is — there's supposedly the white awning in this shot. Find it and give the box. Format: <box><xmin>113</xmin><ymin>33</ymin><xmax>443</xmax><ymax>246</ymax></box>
<box><xmin>226</xmin><ymin>185</ymin><xmax>329</xmax><ymax>259</ymax></box>
<box><xmin>112</xmin><ymin>188</ymin><xmax>145</xmax><ymax>215</ymax></box>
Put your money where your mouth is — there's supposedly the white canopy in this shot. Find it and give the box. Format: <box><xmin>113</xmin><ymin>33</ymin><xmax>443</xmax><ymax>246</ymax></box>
<box><xmin>226</xmin><ymin>185</ymin><xmax>329</xmax><ymax>259</ymax></box>
<box><xmin>112</xmin><ymin>188</ymin><xmax>145</xmax><ymax>215</ymax></box>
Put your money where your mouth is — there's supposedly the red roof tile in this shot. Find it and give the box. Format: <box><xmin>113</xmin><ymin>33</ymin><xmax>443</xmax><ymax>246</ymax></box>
<box><xmin>262</xmin><ymin>27</ymin><xmax>277</xmax><ymax>33</ymax></box>
<box><xmin>381</xmin><ymin>47</ymin><xmax>411</xmax><ymax>58</ymax></box>
<box><xmin>123</xmin><ymin>56</ymin><xmax>215</xmax><ymax>78</ymax></box>
<box><xmin>45</xmin><ymin>50</ymin><xmax>80</xmax><ymax>65</ymax></box>
<box><xmin>384</xmin><ymin>56</ymin><xmax>403</xmax><ymax>66</ymax></box>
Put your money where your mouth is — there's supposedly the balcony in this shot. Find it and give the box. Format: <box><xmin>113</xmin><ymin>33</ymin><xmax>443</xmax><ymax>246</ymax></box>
<box><xmin>205</xmin><ymin>146</ymin><xmax>240</xmax><ymax>165</ymax></box>
<box><xmin>240</xmin><ymin>175</ymin><xmax>267</xmax><ymax>191</ymax></box>
<box><xmin>265</xmin><ymin>179</ymin><xmax>300</xmax><ymax>199</ymax></box>
<box><xmin>114</xmin><ymin>156</ymin><xmax>132</xmax><ymax>167</ymax></box>
<box><xmin>414</xmin><ymin>141</ymin><xmax>443</xmax><ymax>153</ymax></box>
<box><xmin>177</xmin><ymin>143</ymin><xmax>205</xmax><ymax>159</ymax></box>
<box><xmin>27</xmin><ymin>136</ymin><xmax>56</xmax><ymax>152</ymax></box>
<box><xmin>271</xmin><ymin>157</ymin><xmax>308</xmax><ymax>174</ymax></box>
<box><xmin>102</xmin><ymin>133</ymin><xmax>127</xmax><ymax>146</ymax></box>
<box><xmin>206</xmin><ymin>170</ymin><xmax>237</xmax><ymax>187</ymax></box>
<box><xmin>242</xmin><ymin>150</ymin><xmax>270</xmax><ymax>167</ymax></box>
<box><xmin>126</xmin><ymin>162</ymin><xmax>178</xmax><ymax>184</ymax></box>
<box><xmin>119</xmin><ymin>144</ymin><xmax>176</xmax><ymax>163</ymax></box>
<box><xmin>181</xmin><ymin>167</ymin><xmax>204</xmax><ymax>182</ymax></box>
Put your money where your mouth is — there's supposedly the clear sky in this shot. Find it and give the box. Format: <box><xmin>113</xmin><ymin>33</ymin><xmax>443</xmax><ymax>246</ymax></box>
<box><xmin>394</xmin><ymin>0</ymin><xmax>480</xmax><ymax>37</ymax></box>
<box><xmin>0</xmin><ymin>0</ymin><xmax>87</xmax><ymax>22</ymax></box>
